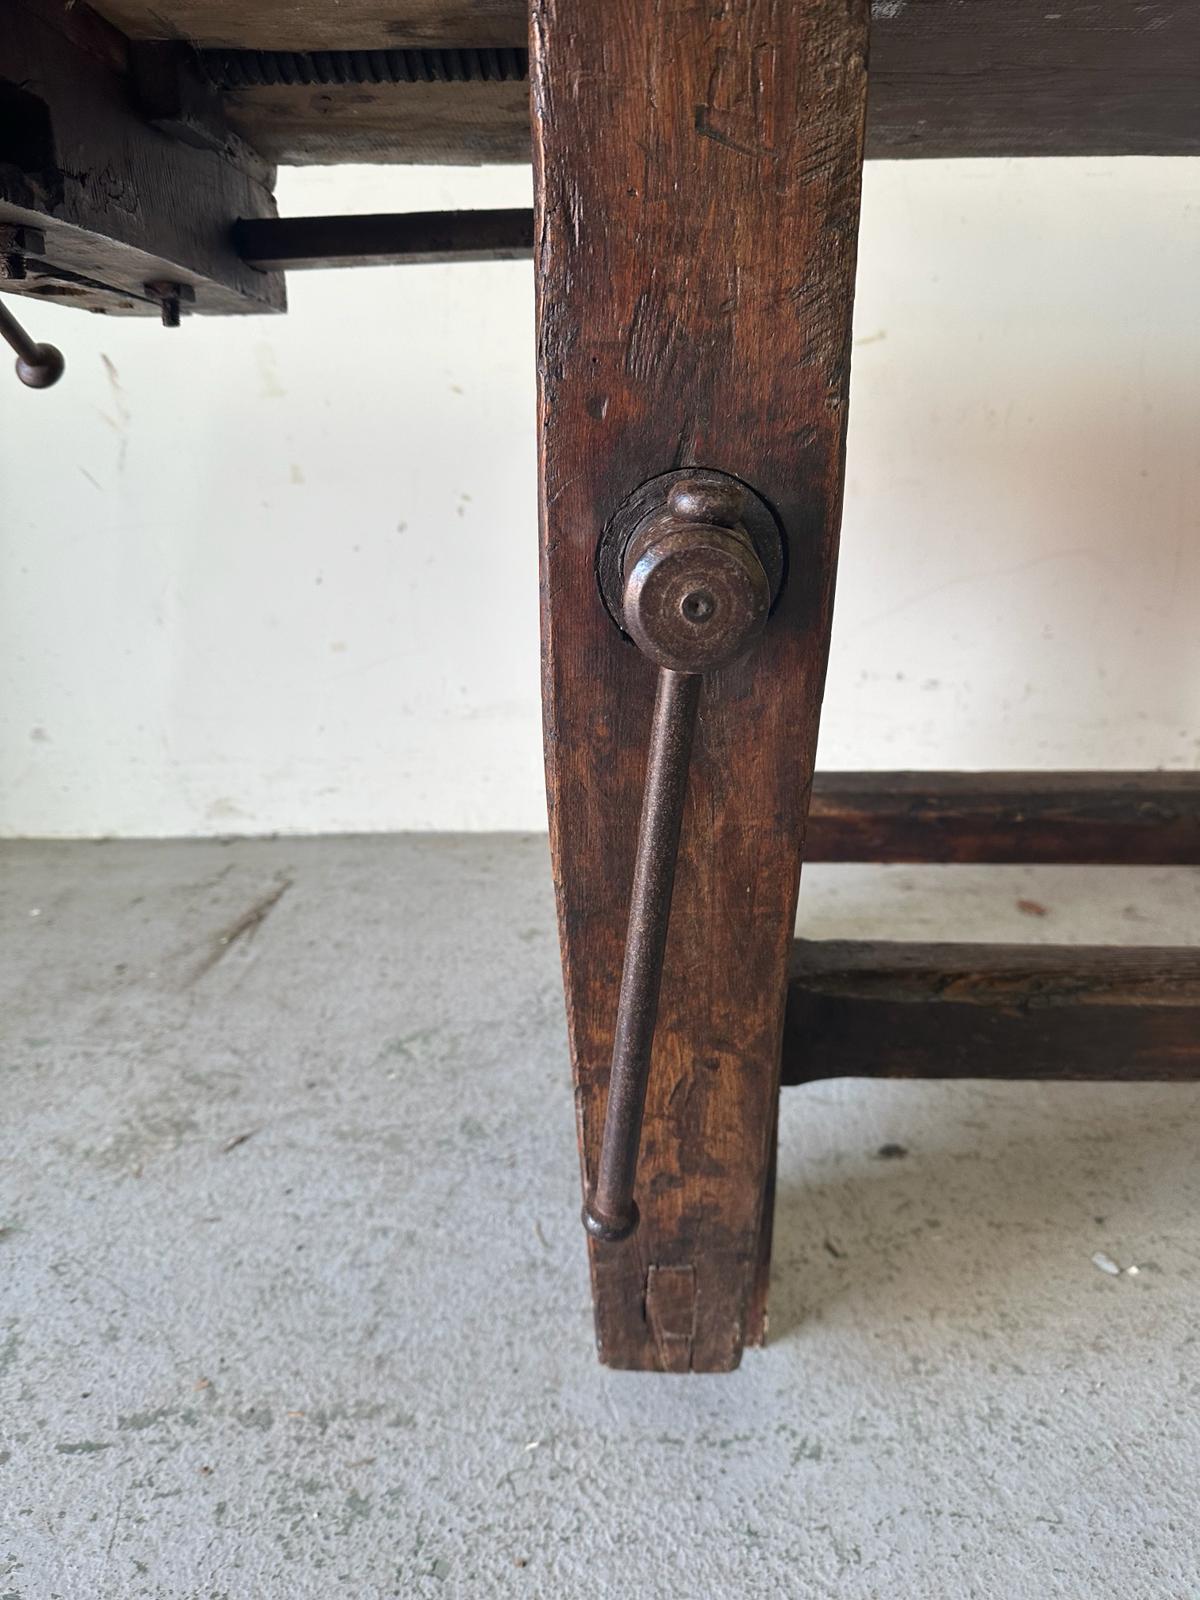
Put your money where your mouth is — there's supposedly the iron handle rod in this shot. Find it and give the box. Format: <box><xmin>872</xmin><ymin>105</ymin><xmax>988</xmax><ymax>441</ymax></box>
<box><xmin>584</xmin><ymin>667</ymin><xmax>701</xmax><ymax>1241</ymax></box>
<box><xmin>583</xmin><ymin>471</ymin><xmax>779</xmax><ymax>1244</ymax></box>
<box><xmin>0</xmin><ymin>298</ymin><xmax>39</xmax><ymax>364</ymax></box>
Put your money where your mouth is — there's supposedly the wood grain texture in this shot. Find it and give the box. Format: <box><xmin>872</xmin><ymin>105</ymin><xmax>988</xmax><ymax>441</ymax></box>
<box><xmin>18</xmin><ymin>0</ymin><xmax>130</xmax><ymax>70</ymax></box>
<box><xmin>221</xmin><ymin>79</ymin><xmax>531</xmax><ymax>165</ymax></box>
<box><xmin>2</xmin><ymin>1</ymin><xmax>283</xmax><ymax>316</ymax></box>
<box><xmin>533</xmin><ymin>0</ymin><xmax>868</xmax><ymax>1371</ymax></box>
<box><xmin>867</xmin><ymin>0</ymin><xmax>1200</xmax><ymax>158</ymax></box>
<box><xmin>784</xmin><ymin>941</ymin><xmax>1200</xmax><ymax>1085</ymax></box>
<box><xmin>86</xmin><ymin>1</ymin><xmax>1200</xmax><ymax>162</ymax></box>
<box><xmin>805</xmin><ymin>772</ymin><xmax>1200</xmax><ymax>865</ymax></box>
<box><xmin>87</xmin><ymin>0</ymin><xmax>527</xmax><ymax>49</ymax></box>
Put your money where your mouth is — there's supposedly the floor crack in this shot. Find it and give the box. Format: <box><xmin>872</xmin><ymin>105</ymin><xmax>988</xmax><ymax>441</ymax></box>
<box><xmin>186</xmin><ymin>878</ymin><xmax>292</xmax><ymax>985</ymax></box>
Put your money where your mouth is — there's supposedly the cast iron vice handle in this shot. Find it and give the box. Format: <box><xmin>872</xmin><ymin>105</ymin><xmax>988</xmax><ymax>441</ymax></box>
<box><xmin>584</xmin><ymin>474</ymin><xmax>778</xmax><ymax>1242</ymax></box>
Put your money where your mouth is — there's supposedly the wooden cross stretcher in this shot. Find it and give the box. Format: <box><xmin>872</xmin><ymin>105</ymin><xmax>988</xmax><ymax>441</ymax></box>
<box><xmin>3</xmin><ymin>0</ymin><xmax>1197</xmax><ymax>1372</ymax></box>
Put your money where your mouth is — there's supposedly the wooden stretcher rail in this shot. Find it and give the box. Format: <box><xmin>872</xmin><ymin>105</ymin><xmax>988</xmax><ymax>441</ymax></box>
<box><xmin>783</xmin><ymin>941</ymin><xmax>1200</xmax><ymax>1086</ymax></box>
<box><xmin>805</xmin><ymin>772</ymin><xmax>1200</xmax><ymax>866</ymax></box>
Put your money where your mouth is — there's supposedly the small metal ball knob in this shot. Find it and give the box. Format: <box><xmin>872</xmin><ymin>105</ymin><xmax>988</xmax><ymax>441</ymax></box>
<box><xmin>664</xmin><ymin>478</ymin><xmax>747</xmax><ymax>526</ymax></box>
<box><xmin>621</xmin><ymin>475</ymin><xmax>771</xmax><ymax>674</ymax></box>
<box><xmin>15</xmin><ymin>342</ymin><xmax>65</xmax><ymax>389</ymax></box>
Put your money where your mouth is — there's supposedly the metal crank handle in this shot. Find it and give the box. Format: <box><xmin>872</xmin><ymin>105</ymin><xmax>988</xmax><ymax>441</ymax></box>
<box><xmin>584</xmin><ymin>472</ymin><xmax>781</xmax><ymax>1242</ymax></box>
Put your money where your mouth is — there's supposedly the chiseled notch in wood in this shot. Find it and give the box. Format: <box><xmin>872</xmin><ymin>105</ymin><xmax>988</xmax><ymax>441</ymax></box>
<box><xmin>533</xmin><ymin>0</ymin><xmax>869</xmax><ymax>1371</ymax></box>
<box><xmin>644</xmin><ymin>1265</ymin><xmax>697</xmax><ymax>1374</ymax></box>
<box><xmin>783</xmin><ymin>941</ymin><xmax>1200</xmax><ymax>1087</ymax></box>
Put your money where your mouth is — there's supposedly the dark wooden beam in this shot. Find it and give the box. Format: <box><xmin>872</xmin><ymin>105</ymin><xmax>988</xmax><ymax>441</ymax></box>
<box><xmin>866</xmin><ymin>0</ymin><xmax>1200</xmax><ymax>159</ymax></box>
<box><xmin>783</xmin><ymin>941</ymin><xmax>1200</xmax><ymax>1086</ymax></box>
<box><xmin>2</xmin><ymin>0</ymin><xmax>284</xmax><ymax>317</ymax></box>
<box><xmin>82</xmin><ymin>0</ymin><xmax>1200</xmax><ymax>163</ymax></box>
<box><xmin>534</xmin><ymin>0</ymin><xmax>869</xmax><ymax>1371</ymax></box>
<box><xmin>805</xmin><ymin>772</ymin><xmax>1200</xmax><ymax>866</ymax></box>
<box><xmin>88</xmin><ymin>0</ymin><xmax>531</xmax><ymax>50</ymax></box>
<box><xmin>221</xmin><ymin>78</ymin><xmax>532</xmax><ymax>167</ymax></box>
<box><xmin>233</xmin><ymin>210</ymin><xmax>532</xmax><ymax>270</ymax></box>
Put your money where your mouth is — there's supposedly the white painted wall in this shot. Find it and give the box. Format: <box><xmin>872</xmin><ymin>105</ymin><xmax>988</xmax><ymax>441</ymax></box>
<box><xmin>2</xmin><ymin>158</ymin><xmax>1197</xmax><ymax>837</ymax></box>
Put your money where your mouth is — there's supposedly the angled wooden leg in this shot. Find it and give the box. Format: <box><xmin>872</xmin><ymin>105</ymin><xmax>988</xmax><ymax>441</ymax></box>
<box><xmin>532</xmin><ymin>0</ymin><xmax>869</xmax><ymax>1371</ymax></box>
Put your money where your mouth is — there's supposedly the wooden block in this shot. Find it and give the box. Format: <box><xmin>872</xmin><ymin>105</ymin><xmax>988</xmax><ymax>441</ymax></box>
<box><xmin>221</xmin><ymin>79</ymin><xmax>532</xmax><ymax>167</ymax></box>
<box><xmin>88</xmin><ymin>0</ymin><xmax>529</xmax><ymax>50</ymax></box>
<box><xmin>2</xmin><ymin>0</ymin><xmax>283</xmax><ymax>316</ymax></box>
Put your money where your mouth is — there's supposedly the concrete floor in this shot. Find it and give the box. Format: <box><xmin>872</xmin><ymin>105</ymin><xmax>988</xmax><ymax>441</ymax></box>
<box><xmin>2</xmin><ymin>837</ymin><xmax>1199</xmax><ymax>1598</ymax></box>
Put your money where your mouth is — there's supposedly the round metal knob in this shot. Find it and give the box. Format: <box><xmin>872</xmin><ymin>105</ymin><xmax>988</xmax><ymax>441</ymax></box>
<box><xmin>620</xmin><ymin>476</ymin><xmax>771</xmax><ymax>674</ymax></box>
<box><xmin>15</xmin><ymin>342</ymin><xmax>65</xmax><ymax>389</ymax></box>
<box><xmin>0</xmin><ymin>299</ymin><xmax>65</xmax><ymax>390</ymax></box>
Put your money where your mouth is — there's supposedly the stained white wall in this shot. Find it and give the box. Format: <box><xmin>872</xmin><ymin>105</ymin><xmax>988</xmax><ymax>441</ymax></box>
<box><xmin>1</xmin><ymin>158</ymin><xmax>1197</xmax><ymax>837</ymax></box>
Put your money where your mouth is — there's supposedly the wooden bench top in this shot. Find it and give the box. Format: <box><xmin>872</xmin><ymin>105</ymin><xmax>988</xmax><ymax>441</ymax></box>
<box><xmin>79</xmin><ymin>0</ymin><xmax>1200</xmax><ymax>166</ymax></box>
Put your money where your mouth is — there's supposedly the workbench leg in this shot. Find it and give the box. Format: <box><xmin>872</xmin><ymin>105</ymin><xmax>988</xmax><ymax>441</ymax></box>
<box><xmin>532</xmin><ymin>0</ymin><xmax>869</xmax><ymax>1370</ymax></box>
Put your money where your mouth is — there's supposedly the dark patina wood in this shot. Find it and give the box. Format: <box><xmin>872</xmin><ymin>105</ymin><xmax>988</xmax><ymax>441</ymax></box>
<box><xmin>784</xmin><ymin>941</ymin><xmax>1200</xmax><ymax>1085</ymax></box>
<box><xmin>78</xmin><ymin>0</ymin><xmax>1200</xmax><ymax>163</ymax></box>
<box><xmin>864</xmin><ymin>0</ymin><xmax>1200</xmax><ymax>159</ymax></box>
<box><xmin>533</xmin><ymin>0</ymin><xmax>868</xmax><ymax>1371</ymax></box>
<box><xmin>89</xmin><ymin>0</ymin><xmax>529</xmax><ymax>49</ymax></box>
<box><xmin>2</xmin><ymin>0</ymin><xmax>283</xmax><ymax>317</ymax></box>
<box><xmin>219</xmin><ymin>77</ymin><xmax>532</xmax><ymax>167</ymax></box>
<box><xmin>805</xmin><ymin>772</ymin><xmax>1200</xmax><ymax>866</ymax></box>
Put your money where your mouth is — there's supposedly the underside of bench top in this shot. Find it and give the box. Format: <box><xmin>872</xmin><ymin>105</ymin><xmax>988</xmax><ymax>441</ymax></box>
<box><xmin>69</xmin><ymin>0</ymin><xmax>1200</xmax><ymax>165</ymax></box>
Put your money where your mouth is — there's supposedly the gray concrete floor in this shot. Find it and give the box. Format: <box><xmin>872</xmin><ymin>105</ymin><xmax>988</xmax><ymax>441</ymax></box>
<box><xmin>2</xmin><ymin>837</ymin><xmax>1199</xmax><ymax>1599</ymax></box>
